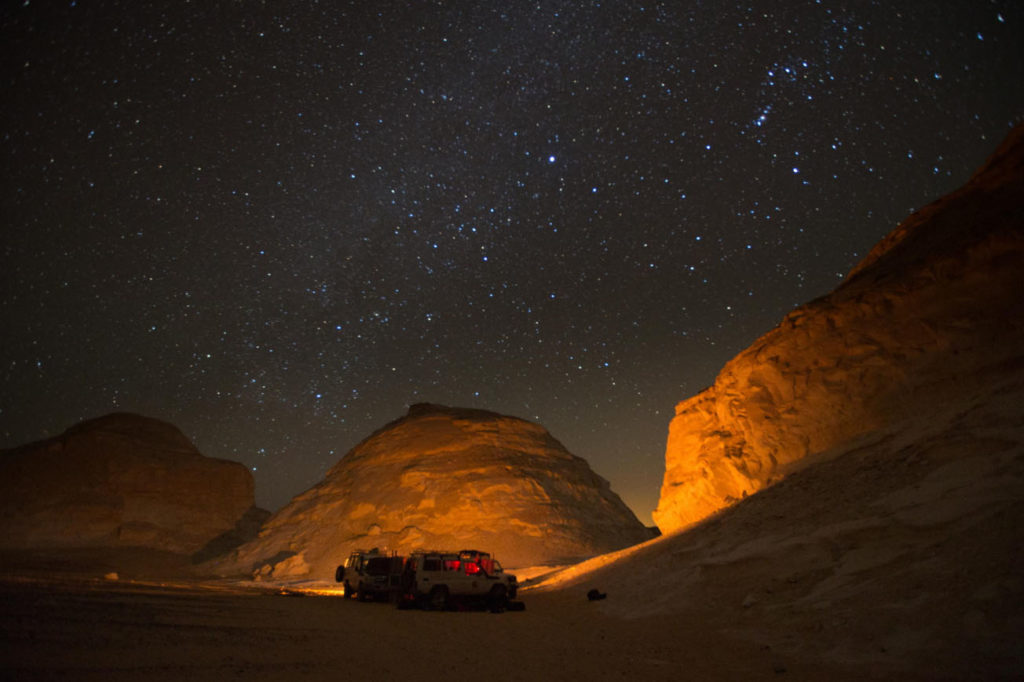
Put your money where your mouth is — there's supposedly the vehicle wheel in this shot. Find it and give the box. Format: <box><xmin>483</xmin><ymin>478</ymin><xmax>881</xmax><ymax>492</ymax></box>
<box><xmin>343</xmin><ymin>581</ymin><xmax>354</xmax><ymax>598</ymax></box>
<box><xmin>428</xmin><ymin>586</ymin><xmax>448</xmax><ymax>611</ymax></box>
<box><xmin>487</xmin><ymin>585</ymin><xmax>508</xmax><ymax>613</ymax></box>
<box><xmin>335</xmin><ymin>565</ymin><xmax>345</xmax><ymax>583</ymax></box>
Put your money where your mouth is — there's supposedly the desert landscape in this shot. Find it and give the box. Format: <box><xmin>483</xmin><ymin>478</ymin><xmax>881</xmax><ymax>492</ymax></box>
<box><xmin>0</xmin><ymin>572</ymin><xmax>835</xmax><ymax>681</ymax></box>
<box><xmin>2</xmin><ymin>126</ymin><xmax>1022</xmax><ymax>680</ymax></box>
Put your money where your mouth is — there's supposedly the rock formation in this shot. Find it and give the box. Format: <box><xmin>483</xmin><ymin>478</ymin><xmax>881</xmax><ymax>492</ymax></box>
<box><xmin>653</xmin><ymin>124</ymin><xmax>1024</xmax><ymax>533</ymax></box>
<box><xmin>215</xmin><ymin>403</ymin><xmax>651</xmax><ymax>578</ymax></box>
<box><xmin>534</xmin><ymin>366</ymin><xmax>1024</xmax><ymax>678</ymax></box>
<box><xmin>0</xmin><ymin>413</ymin><xmax>258</xmax><ymax>555</ymax></box>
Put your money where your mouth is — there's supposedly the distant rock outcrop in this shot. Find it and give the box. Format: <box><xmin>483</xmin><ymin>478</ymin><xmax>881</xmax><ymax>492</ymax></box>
<box><xmin>0</xmin><ymin>413</ymin><xmax>259</xmax><ymax>555</ymax></box>
<box><xmin>654</xmin><ymin>124</ymin><xmax>1024</xmax><ymax>533</ymax></box>
<box><xmin>215</xmin><ymin>404</ymin><xmax>651</xmax><ymax>578</ymax></box>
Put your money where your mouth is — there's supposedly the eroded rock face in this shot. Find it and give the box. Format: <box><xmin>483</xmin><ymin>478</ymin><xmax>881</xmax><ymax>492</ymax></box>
<box><xmin>217</xmin><ymin>404</ymin><xmax>650</xmax><ymax>578</ymax></box>
<box><xmin>0</xmin><ymin>413</ymin><xmax>257</xmax><ymax>554</ymax></box>
<box><xmin>654</xmin><ymin>124</ymin><xmax>1024</xmax><ymax>533</ymax></box>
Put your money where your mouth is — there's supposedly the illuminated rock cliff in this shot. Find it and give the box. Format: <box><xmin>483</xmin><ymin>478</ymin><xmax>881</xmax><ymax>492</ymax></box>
<box><xmin>216</xmin><ymin>403</ymin><xmax>651</xmax><ymax>578</ymax></box>
<box><xmin>654</xmin><ymin>124</ymin><xmax>1024</xmax><ymax>533</ymax></box>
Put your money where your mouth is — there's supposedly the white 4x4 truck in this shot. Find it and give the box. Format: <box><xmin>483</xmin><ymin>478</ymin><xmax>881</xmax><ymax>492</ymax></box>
<box><xmin>399</xmin><ymin>549</ymin><xmax>520</xmax><ymax>611</ymax></box>
<box><xmin>334</xmin><ymin>549</ymin><xmax>405</xmax><ymax>601</ymax></box>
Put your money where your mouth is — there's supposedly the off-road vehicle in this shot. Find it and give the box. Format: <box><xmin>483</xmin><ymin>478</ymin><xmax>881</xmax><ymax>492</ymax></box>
<box><xmin>334</xmin><ymin>549</ymin><xmax>405</xmax><ymax>601</ymax></box>
<box><xmin>398</xmin><ymin>549</ymin><xmax>519</xmax><ymax>611</ymax></box>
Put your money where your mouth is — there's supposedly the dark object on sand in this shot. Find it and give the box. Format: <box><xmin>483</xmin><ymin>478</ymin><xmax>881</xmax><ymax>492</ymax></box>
<box><xmin>587</xmin><ymin>589</ymin><xmax>607</xmax><ymax>601</ymax></box>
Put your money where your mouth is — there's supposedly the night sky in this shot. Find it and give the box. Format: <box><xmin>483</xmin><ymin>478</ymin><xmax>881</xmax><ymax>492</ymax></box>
<box><xmin>2</xmin><ymin>1</ymin><xmax>1022</xmax><ymax>523</ymax></box>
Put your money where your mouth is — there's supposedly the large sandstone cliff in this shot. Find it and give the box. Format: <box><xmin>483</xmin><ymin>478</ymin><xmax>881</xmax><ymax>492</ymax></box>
<box><xmin>654</xmin><ymin>124</ymin><xmax>1024</xmax><ymax>533</ymax></box>
<box><xmin>215</xmin><ymin>404</ymin><xmax>651</xmax><ymax>578</ymax></box>
<box><xmin>0</xmin><ymin>413</ymin><xmax>258</xmax><ymax>555</ymax></box>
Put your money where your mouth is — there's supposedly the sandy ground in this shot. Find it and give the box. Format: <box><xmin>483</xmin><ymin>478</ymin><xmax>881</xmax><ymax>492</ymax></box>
<box><xmin>0</xmin><ymin>574</ymin><xmax>872</xmax><ymax>682</ymax></box>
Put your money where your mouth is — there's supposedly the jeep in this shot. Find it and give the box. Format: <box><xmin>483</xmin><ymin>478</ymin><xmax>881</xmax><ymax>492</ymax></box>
<box><xmin>334</xmin><ymin>549</ymin><xmax>405</xmax><ymax>601</ymax></box>
<box><xmin>398</xmin><ymin>549</ymin><xmax>519</xmax><ymax>611</ymax></box>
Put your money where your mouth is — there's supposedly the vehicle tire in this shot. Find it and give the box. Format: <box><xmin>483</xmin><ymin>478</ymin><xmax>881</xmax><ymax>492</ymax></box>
<box><xmin>335</xmin><ymin>565</ymin><xmax>345</xmax><ymax>583</ymax></box>
<box><xmin>428</xmin><ymin>586</ymin><xmax>448</xmax><ymax>611</ymax></box>
<box><xmin>487</xmin><ymin>584</ymin><xmax>508</xmax><ymax>613</ymax></box>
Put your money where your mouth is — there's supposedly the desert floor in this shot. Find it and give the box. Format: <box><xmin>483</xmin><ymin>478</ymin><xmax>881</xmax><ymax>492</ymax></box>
<box><xmin>0</xmin><ymin>571</ymin><xmax>932</xmax><ymax>682</ymax></box>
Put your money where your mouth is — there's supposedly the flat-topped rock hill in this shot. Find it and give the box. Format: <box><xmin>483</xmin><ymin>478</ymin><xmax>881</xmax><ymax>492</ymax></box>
<box><xmin>212</xmin><ymin>403</ymin><xmax>652</xmax><ymax>579</ymax></box>
<box><xmin>0</xmin><ymin>413</ymin><xmax>259</xmax><ymax>556</ymax></box>
<box><xmin>654</xmin><ymin>123</ymin><xmax>1024</xmax><ymax>533</ymax></box>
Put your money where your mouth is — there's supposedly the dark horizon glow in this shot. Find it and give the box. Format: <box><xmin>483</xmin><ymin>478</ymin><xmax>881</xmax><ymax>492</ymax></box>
<box><xmin>2</xmin><ymin>1</ymin><xmax>1022</xmax><ymax>523</ymax></box>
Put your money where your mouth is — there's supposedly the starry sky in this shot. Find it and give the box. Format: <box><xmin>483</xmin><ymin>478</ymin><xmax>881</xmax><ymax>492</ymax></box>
<box><xmin>2</xmin><ymin>1</ymin><xmax>1022</xmax><ymax>523</ymax></box>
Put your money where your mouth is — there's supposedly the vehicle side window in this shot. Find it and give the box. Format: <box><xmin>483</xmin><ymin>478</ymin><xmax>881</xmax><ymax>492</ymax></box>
<box><xmin>423</xmin><ymin>558</ymin><xmax>442</xmax><ymax>571</ymax></box>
